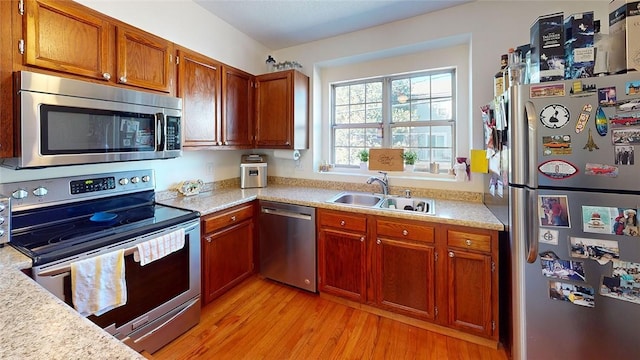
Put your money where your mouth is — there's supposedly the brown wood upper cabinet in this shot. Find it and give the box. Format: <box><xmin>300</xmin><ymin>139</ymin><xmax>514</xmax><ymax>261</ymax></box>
<box><xmin>21</xmin><ymin>0</ymin><xmax>173</xmax><ymax>93</ymax></box>
<box><xmin>177</xmin><ymin>48</ymin><xmax>221</xmax><ymax>148</ymax></box>
<box><xmin>221</xmin><ymin>66</ymin><xmax>254</xmax><ymax>148</ymax></box>
<box><xmin>255</xmin><ymin>70</ymin><xmax>309</xmax><ymax>149</ymax></box>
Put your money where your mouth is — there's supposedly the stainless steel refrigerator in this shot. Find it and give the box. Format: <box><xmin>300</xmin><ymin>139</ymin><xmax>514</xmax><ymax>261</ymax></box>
<box><xmin>483</xmin><ymin>73</ymin><xmax>640</xmax><ymax>359</ymax></box>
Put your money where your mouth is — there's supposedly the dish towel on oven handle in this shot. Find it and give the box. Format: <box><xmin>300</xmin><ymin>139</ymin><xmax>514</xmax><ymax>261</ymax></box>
<box><xmin>133</xmin><ymin>228</ymin><xmax>185</xmax><ymax>266</ymax></box>
<box><xmin>71</xmin><ymin>248</ymin><xmax>127</xmax><ymax>317</ymax></box>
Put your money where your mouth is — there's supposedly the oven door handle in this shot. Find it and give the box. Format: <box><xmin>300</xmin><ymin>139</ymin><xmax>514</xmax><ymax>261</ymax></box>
<box><xmin>37</xmin><ymin>246</ymin><xmax>139</xmax><ymax>277</ymax></box>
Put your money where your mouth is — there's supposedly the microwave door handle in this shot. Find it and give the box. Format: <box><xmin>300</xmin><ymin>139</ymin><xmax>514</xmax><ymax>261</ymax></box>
<box><xmin>156</xmin><ymin>112</ymin><xmax>166</xmax><ymax>151</ymax></box>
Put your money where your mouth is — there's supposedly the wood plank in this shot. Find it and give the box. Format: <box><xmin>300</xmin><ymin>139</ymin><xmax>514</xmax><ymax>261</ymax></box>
<box><xmin>151</xmin><ymin>276</ymin><xmax>508</xmax><ymax>360</ymax></box>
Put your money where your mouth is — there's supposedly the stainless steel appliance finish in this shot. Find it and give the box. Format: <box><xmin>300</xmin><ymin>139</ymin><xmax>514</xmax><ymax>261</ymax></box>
<box><xmin>0</xmin><ymin>195</ymin><xmax>9</xmax><ymax>245</ymax></box>
<box><xmin>240</xmin><ymin>154</ymin><xmax>267</xmax><ymax>189</ymax></box>
<box><xmin>2</xmin><ymin>170</ymin><xmax>201</xmax><ymax>354</ymax></box>
<box><xmin>258</xmin><ymin>201</ymin><xmax>316</xmax><ymax>292</ymax></box>
<box><xmin>484</xmin><ymin>73</ymin><xmax>640</xmax><ymax>359</ymax></box>
<box><xmin>3</xmin><ymin>71</ymin><xmax>183</xmax><ymax>169</ymax></box>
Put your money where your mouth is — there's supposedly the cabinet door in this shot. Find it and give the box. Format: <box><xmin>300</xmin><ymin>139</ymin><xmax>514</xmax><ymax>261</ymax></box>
<box><xmin>177</xmin><ymin>48</ymin><xmax>221</xmax><ymax>148</ymax></box>
<box><xmin>24</xmin><ymin>0</ymin><xmax>112</xmax><ymax>80</ymax></box>
<box><xmin>116</xmin><ymin>25</ymin><xmax>173</xmax><ymax>92</ymax></box>
<box><xmin>375</xmin><ymin>237</ymin><xmax>436</xmax><ymax>320</ymax></box>
<box><xmin>1</xmin><ymin>0</ymin><xmax>13</xmax><ymax>157</ymax></box>
<box><xmin>318</xmin><ymin>228</ymin><xmax>366</xmax><ymax>301</ymax></box>
<box><xmin>202</xmin><ymin>220</ymin><xmax>254</xmax><ymax>304</ymax></box>
<box><xmin>446</xmin><ymin>249</ymin><xmax>493</xmax><ymax>337</ymax></box>
<box><xmin>255</xmin><ymin>71</ymin><xmax>292</xmax><ymax>148</ymax></box>
<box><xmin>221</xmin><ymin>66</ymin><xmax>253</xmax><ymax>147</ymax></box>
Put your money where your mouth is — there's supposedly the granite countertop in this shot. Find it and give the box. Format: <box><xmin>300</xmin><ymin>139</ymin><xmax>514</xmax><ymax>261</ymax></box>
<box><xmin>0</xmin><ymin>247</ymin><xmax>145</xmax><ymax>360</ymax></box>
<box><xmin>159</xmin><ymin>185</ymin><xmax>504</xmax><ymax>231</ymax></box>
<box><xmin>0</xmin><ymin>184</ymin><xmax>501</xmax><ymax>359</ymax></box>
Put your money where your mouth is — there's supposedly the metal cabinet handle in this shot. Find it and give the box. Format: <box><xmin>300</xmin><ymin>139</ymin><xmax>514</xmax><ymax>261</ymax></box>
<box><xmin>340</xmin><ymin>220</ymin><xmax>346</xmax><ymax>226</ymax></box>
<box><xmin>205</xmin><ymin>236</ymin><xmax>212</xmax><ymax>243</ymax></box>
<box><xmin>402</xmin><ymin>229</ymin><xmax>409</xmax><ymax>236</ymax></box>
<box><xmin>120</xmin><ymin>76</ymin><xmax>127</xmax><ymax>83</ymax></box>
<box><xmin>231</xmin><ymin>215</ymin><xmax>237</xmax><ymax>222</ymax></box>
<box><xmin>376</xmin><ymin>239</ymin><xmax>381</xmax><ymax>245</ymax></box>
<box><xmin>465</xmin><ymin>239</ymin><xmax>472</xmax><ymax>246</ymax></box>
<box><xmin>448</xmin><ymin>251</ymin><xmax>455</xmax><ymax>258</ymax></box>
<box><xmin>360</xmin><ymin>236</ymin><xmax>365</xmax><ymax>242</ymax></box>
<box><xmin>102</xmin><ymin>72</ymin><xmax>111</xmax><ymax>80</ymax></box>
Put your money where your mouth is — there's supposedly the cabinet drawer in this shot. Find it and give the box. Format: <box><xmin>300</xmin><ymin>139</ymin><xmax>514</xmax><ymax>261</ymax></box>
<box><xmin>376</xmin><ymin>219</ymin><xmax>434</xmax><ymax>243</ymax></box>
<box><xmin>203</xmin><ymin>204</ymin><xmax>254</xmax><ymax>234</ymax></box>
<box><xmin>447</xmin><ymin>230</ymin><xmax>491</xmax><ymax>253</ymax></box>
<box><xmin>319</xmin><ymin>210</ymin><xmax>366</xmax><ymax>232</ymax></box>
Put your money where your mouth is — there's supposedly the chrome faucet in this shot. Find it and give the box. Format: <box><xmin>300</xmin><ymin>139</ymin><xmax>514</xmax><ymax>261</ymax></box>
<box><xmin>366</xmin><ymin>171</ymin><xmax>389</xmax><ymax>195</ymax></box>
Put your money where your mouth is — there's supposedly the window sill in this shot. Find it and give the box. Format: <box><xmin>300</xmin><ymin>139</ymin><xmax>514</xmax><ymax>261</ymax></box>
<box><xmin>319</xmin><ymin>168</ymin><xmax>457</xmax><ymax>181</ymax></box>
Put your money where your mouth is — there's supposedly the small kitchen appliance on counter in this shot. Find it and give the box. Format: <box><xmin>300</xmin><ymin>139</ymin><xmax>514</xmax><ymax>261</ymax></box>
<box><xmin>240</xmin><ymin>154</ymin><xmax>267</xmax><ymax>189</ymax></box>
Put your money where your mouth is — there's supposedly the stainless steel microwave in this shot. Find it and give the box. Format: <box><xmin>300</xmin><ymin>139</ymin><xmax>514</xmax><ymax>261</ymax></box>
<box><xmin>3</xmin><ymin>71</ymin><xmax>182</xmax><ymax>169</ymax></box>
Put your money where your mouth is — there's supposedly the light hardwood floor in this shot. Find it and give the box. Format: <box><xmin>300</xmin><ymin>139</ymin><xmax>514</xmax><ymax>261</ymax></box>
<box><xmin>150</xmin><ymin>276</ymin><xmax>509</xmax><ymax>360</ymax></box>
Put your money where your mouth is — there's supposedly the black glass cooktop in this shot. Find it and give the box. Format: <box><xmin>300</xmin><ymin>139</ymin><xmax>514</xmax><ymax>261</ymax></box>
<box><xmin>10</xmin><ymin>191</ymin><xmax>199</xmax><ymax>265</ymax></box>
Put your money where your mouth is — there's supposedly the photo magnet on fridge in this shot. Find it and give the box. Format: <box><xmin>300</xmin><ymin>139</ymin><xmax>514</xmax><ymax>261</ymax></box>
<box><xmin>625</xmin><ymin>81</ymin><xmax>640</xmax><ymax>95</ymax></box>
<box><xmin>598</xmin><ymin>86</ymin><xmax>617</xmax><ymax>106</ymax></box>
<box><xmin>542</xmin><ymin>135</ymin><xmax>572</xmax><ymax>155</ymax></box>
<box><xmin>614</xmin><ymin>145</ymin><xmax>635</xmax><ymax>165</ymax></box>
<box><xmin>600</xmin><ymin>260</ymin><xmax>640</xmax><ymax>305</ymax></box>
<box><xmin>539</xmin><ymin>195</ymin><xmax>571</xmax><ymax>227</ymax></box>
<box><xmin>538</xmin><ymin>160</ymin><xmax>578</xmax><ymax>179</ymax></box>
<box><xmin>581</xmin><ymin>206</ymin><xmax>640</xmax><ymax>236</ymax></box>
<box><xmin>540</xmin><ymin>254</ymin><xmax>586</xmax><ymax>282</ymax></box>
<box><xmin>540</xmin><ymin>228</ymin><xmax>560</xmax><ymax>245</ymax></box>
<box><xmin>569</xmin><ymin>237</ymin><xmax>619</xmax><ymax>265</ymax></box>
<box><xmin>548</xmin><ymin>280</ymin><xmax>595</xmax><ymax>308</ymax></box>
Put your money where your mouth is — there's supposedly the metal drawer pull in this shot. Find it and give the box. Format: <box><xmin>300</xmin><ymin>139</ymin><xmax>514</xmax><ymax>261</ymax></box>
<box><xmin>340</xmin><ymin>220</ymin><xmax>346</xmax><ymax>226</ymax></box>
<box><xmin>402</xmin><ymin>229</ymin><xmax>408</xmax><ymax>236</ymax></box>
<box><xmin>360</xmin><ymin>236</ymin><xmax>365</xmax><ymax>242</ymax></box>
<box><xmin>231</xmin><ymin>215</ymin><xmax>237</xmax><ymax>221</ymax></box>
<box><xmin>449</xmin><ymin>251</ymin><xmax>455</xmax><ymax>258</ymax></box>
<box><xmin>465</xmin><ymin>239</ymin><xmax>472</xmax><ymax>246</ymax></box>
<box><xmin>376</xmin><ymin>239</ymin><xmax>381</xmax><ymax>245</ymax></box>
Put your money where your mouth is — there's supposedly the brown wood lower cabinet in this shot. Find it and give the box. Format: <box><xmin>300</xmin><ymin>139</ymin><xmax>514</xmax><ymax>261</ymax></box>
<box><xmin>317</xmin><ymin>208</ymin><xmax>500</xmax><ymax>344</ymax></box>
<box><xmin>201</xmin><ymin>203</ymin><xmax>255</xmax><ymax>305</ymax></box>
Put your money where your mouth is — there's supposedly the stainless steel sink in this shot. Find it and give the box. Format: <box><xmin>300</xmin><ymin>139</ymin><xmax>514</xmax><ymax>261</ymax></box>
<box><xmin>326</xmin><ymin>191</ymin><xmax>384</xmax><ymax>207</ymax></box>
<box><xmin>378</xmin><ymin>197</ymin><xmax>435</xmax><ymax>215</ymax></box>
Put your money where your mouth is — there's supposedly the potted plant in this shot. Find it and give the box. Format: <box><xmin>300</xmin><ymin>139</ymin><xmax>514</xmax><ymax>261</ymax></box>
<box><xmin>357</xmin><ymin>149</ymin><xmax>369</xmax><ymax>170</ymax></box>
<box><xmin>403</xmin><ymin>150</ymin><xmax>417</xmax><ymax>171</ymax></box>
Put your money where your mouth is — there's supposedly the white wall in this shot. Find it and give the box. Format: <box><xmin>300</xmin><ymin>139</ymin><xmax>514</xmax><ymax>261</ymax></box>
<box><xmin>0</xmin><ymin>0</ymin><xmax>610</xmax><ymax>193</ymax></box>
<box><xmin>272</xmin><ymin>0</ymin><xmax>609</xmax><ymax>193</ymax></box>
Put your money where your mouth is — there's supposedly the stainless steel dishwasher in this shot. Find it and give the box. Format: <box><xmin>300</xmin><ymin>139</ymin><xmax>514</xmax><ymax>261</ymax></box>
<box><xmin>258</xmin><ymin>200</ymin><xmax>316</xmax><ymax>292</ymax></box>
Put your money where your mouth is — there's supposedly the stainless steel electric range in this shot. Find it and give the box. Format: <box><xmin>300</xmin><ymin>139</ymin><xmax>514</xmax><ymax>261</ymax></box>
<box><xmin>0</xmin><ymin>169</ymin><xmax>201</xmax><ymax>354</ymax></box>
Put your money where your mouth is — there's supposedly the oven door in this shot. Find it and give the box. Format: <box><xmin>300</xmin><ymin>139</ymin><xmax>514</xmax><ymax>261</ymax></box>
<box><xmin>32</xmin><ymin>220</ymin><xmax>200</xmax><ymax>353</ymax></box>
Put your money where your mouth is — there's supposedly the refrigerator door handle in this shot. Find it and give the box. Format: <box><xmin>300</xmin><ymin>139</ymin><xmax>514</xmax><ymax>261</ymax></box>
<box><xmin>525</xmin><ymin>101</ymin><xmax>538</xmax><ymax>189</ymax></box>
<box><xmin>526</xmin><ymin>189</ymin><xmax>538</xmax><ymax>263</ymax></box>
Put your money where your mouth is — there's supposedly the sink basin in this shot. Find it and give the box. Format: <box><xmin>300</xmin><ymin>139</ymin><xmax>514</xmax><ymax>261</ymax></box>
<box><xmin>327</xmin><ymin>191</ymin><xmax>384</xmax><ymax>207</ymax></box>
<box><xmin>379</xmin><ymin>197</ymin><xmax>436</xmax><ymax>215</ymax></box>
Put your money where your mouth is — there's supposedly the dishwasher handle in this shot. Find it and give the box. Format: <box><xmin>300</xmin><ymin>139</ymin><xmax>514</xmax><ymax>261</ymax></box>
<box><xmin>261</xmin><ymin>207</ymin><xmax>313</xmax><ymax>221</ymax></box>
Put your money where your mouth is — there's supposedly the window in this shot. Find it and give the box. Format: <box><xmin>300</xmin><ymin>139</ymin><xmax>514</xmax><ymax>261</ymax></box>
<box><xmin>331</xmin><ymin>69</ymin><xmax>455</xmax><ymax>171</ymax></box>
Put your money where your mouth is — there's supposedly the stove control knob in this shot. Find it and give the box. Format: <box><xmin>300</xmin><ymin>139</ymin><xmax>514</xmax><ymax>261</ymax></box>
<box><xmin>33</xmin><ymin>187</ymin><xmax>48</xmax><ymax>197</ymax></box>
<box><xmin>119</xmin><ymin>178</ymin><xmax>129</xmax><ymax>185</ymax></box>
<box><xmin>12</xmin><ymin>189</ymin><xmax>28</xmax><ymax>200</ymax></box>
<box><xmin>130</xmin><ymin>176</ymin><xmax>140</xmax><ymax>184</ymax></box>
<box><xmin>141</xmin><ymin>175</ymin><xmax>151</xmax><ymax>183</ymax></box>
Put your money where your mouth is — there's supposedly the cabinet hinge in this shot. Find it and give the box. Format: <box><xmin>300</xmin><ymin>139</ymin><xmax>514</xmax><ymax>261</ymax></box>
<box><xmin>435</xmin><ymin>251</ymin><xmax>438</xmax><ymax>262</ymax></box>
<box><xmin>491</xmin><ymin>320</ymin><xmax>495</xmax><ymax>333</ymax></box>
<box><xmin>18</xmin><ymin>39</ymin><xmax>24</xmax><ymax>55</ymax></box>
<box><xmin>175</xmin><ymin>55</ymin><xmax>180</xmax><ymax>65</ymax></box>
<box><xmin>435</xmin><ymin>306</ymin><xmax>438</xmax><ymax>318</ymax></box>
<box><xmin>491</xmin><ymin>261</ymin><xmax>496</xmax><ymax>273</ymax></box>
<box><xmin>18</xmin><ymin>0</ymin><xmax>24</xmax><ymax>15</ymax></box>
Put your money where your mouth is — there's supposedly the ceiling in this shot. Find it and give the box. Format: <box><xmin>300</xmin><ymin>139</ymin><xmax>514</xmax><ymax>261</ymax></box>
<box><xmin>193</xmin><ymin>0</ymin><xmax>473</xmax><ymax>50</ymax></box>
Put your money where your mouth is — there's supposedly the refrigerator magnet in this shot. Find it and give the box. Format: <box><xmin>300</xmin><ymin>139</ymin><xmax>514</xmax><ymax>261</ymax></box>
<box><xmin>540</xmin><ymin>104</ymin><xmax>571</xmax><ymax>129</ymax></box>
<box><xmin>530</xmin><ymin>83</ymin><xmax>565</xmax><ymax>98</ymax></box>
<box><xmin>585</xmin><ymin>163</ymin><xmax>618</xmax><ymax>177</ymax></box>
<box><xmin>541</xmin><ymin>256</ymin><xmax>586</xmax><ymax>282</ymax></box>
<box><xmin>569</xmin><ymin>80</ymin><xmax>597</xmax><ymax>97</ymax></box>
<box><xmin>542</xmin><ymin>135</ymin><xmax>572</xmax><ymax>156</ymax></box>
<box><xmin>574</xmin><ymin>104</ymin><xmax>592</xmax><ymax>133</ymax></box>
<box><xmin>614</xmin><ymin>145</ymin><xmax>635</xmax><ymax>165</ymax></box>
<box><xmin>539</xmin><ymin>229</ymin><xmax>560</xmax><ymax>245</ymax></box>
<box><xmin>548</xmin><ymin>281</ymin><xmax>595</xmax><ymax>308</ymax></box>
<box><xmin>582</xmin><ymin>128</ymin><xmax>599</xmax><ymax>151</ymax></box>
<box><xmin>595</xmin><ymin>106</ymin><xmax>608</xmax><ymax>136</ymax></box>
<box><xmin>539</xmin><ymin>195</ymin><xmax>570</xmax><ymax>228</ymax></box>
<box><xmin>600</xmin><ymin>260</ymin><xmax>640</xmax><ymax>305</ymax></box>
<box><xmin>569</xmin><ymin>237</ymin><xmax>619</xmax><ymax>265</ymax></box>
<box><xmin>538</xmin><ymin>160</ymin><xmax>578</xmax><ymax>179</ymax></box>
<box><xmin>612</xmin><ymin>128</ymin><xmax>640</xmax><ymax>145</ymax></box>
<box><xmin>624</xmin><ymin>80</ymin><xmax>640</xmax><ymax>95</ymax></box>
<box><xmin>598</xmin><ymin>86</ymin><xmax>617</xmax><ymax>107</ymax></box>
